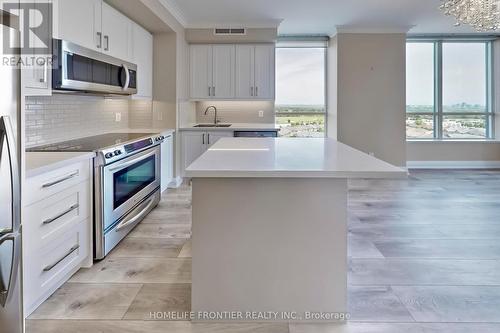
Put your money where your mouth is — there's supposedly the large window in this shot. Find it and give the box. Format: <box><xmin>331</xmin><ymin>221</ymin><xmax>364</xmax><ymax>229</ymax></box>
<box><xmin>406</xmin><ymin>40</ymin><xmax>493</xmax><ymax>139</ymax></box>
<box><xmin>275</xmin><ymin>43</ymin><xmax>327</xmax><ymax>138</ymax></box>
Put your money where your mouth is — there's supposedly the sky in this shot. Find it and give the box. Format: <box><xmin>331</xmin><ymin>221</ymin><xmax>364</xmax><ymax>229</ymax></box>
<box><xmin>406</xmin><ymin>42</ymin><xmax>487</xmax><ymax>106</ymax></box>
<box><xmin>276</xmin><ymin>43</ymin><xmax>486</xmax><ymax>107</ymax></box>
<box><xmin>275</xmin><ymin>48</ymin><xmax>325</xmax><ymax>106</ymax></box>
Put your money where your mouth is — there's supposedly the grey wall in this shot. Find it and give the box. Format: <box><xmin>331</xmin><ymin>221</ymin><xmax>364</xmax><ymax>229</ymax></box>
<box><xmin>334</xmin><ymin>33</ymin><xmax>407</xmax><ymax>167</ymax></box>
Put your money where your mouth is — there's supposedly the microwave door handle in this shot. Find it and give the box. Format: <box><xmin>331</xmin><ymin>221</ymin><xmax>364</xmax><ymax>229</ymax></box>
<box><xmin>0</xmin><ymin>116</ymin><xmax>20</xmax><ymax>233</ymax></box>
<box><xmin>122</xmin><ymin>64</ymin><xmax>130</xmax><ymax>90</ymax></box>
<box><xmin>0</xmin><ymin>232</ymin><xmax>21</xmax><ymax>307</ymax></box>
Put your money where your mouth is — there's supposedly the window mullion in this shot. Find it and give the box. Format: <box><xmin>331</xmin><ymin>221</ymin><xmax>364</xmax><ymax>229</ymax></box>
<box><xmin>435</xmin><ymin>41</ymin><xmax>443</xmax><ymax>139</ymax></box>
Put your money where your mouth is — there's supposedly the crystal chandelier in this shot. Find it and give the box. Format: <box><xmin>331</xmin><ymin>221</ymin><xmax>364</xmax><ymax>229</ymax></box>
<box><xmin>440</xmin><ymin>0</ymin><xmax>500</xmax><ymax>31</ymax></box>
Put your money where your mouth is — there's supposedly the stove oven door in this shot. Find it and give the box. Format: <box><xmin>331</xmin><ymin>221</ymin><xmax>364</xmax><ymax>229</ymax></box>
<box><xmin>102</xmin><ymin>146</ymin><xmax>161</xmax><ymax>232</ymax></box>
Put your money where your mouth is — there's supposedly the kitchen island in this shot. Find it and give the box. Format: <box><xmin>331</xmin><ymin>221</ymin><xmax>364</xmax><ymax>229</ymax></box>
<box><xmin>186</xmin><ymin>138</ymin><xmax>405</xmax><ymax>322</ymax></box>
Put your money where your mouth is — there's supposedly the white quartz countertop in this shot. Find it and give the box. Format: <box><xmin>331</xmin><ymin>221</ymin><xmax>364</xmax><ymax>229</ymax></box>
<box><xmin>26</xmin><ymin>152</ymin><xmax>96</xmax><ymax>178</ymax></box>
<box><xmin>186</xmin><ymin>138</ymin><xmax>406</xmax><ymax>179</ymax></box>
<box><xmin>179</xmin><ymin>123</ymin><xmax>279</xmax><ymax>131</ymax></box>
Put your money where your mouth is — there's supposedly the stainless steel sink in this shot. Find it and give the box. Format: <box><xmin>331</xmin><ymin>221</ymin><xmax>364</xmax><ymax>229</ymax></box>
<box><xmin>194</xmin><ymin>124</ymin><xmax>232</xmax><ymax>128</ymax></box>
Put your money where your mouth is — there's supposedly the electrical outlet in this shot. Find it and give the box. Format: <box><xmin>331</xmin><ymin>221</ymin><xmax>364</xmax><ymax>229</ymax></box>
<box><xmin>158</xmin><ymin>111</ymin><xmax>163</xmax><ymax>121</ymax></box>
<box><xmin>115</xmin><ymin>112</ymin><xmax>121</xmax><ymax>122</ymax></box>
<box><xmin>258</xmin><ymin>110</ymin><xmax>264</xmax><ymax>118</ymax></box>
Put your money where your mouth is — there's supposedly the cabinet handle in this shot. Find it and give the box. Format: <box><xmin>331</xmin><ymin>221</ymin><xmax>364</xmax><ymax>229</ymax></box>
<box><xmin>43</xmin><ymin>245</ymin><xmax>79</xmax><ymax>272</ymax></box>
<box><xmin>251</xmin><ymin>87</ymin><xmax>254</xmax><ymax>96</ymax></box>
<box><xmin>208</xmin><ymin>87</ymin><xmax>211</xmax><ymax>97</ymax></box>
<box><xmin>41</xmin><ymin>171</ymin><xmax>79</xmax><ymax>188</ymax></box>
<box><xmin>255</xmin><ymin>86</ymin><xmax>258</xmax><ymax>97</ymax></box>
<box><xmin>42</xmin><ymin>204</ymin><xmax>79</xmax><ymax>225</ymax></box>
<box><xmin>212</xmin><ymin>86</ymin><xmax>215</xmax><ymax>96</ymax></box>
<box><xmin>39</xmin><ymin>61</ymin><xmax>48</xmax><ymax>83</ymax></box>
<box><xmin>207</xmin><ymin>134</ymin><xmax>210</xmax><ymax>145</ymax></box>
<box><xmin>202</xmin><ymin>133</ymin><xmax>205</xmax><ymax>145</ymax></box>
<box><xmin>104</xmin><ymin>35</ymin><xmax>109</xmax><ymax>51</ymax></box>
<box><xmin>96</xmin><ymin>32</ymin><xmax>102</xmax><ymax>49</ymax></box>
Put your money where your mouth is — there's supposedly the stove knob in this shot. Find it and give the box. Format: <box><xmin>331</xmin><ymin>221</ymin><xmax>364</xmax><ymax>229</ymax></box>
<box><xmin>114</xmin><ymin>150</ymin><xmax>122</xmax><ymax>156</ymax></box>
<box><xmin>157</xmin><ymin>135</ymin><xmax>164</xmax><ymax>141</ymax></box>
<box><xmin>105</xmin><ymin>152</ymin><xmax>114</xmax><ymax>159</ymax></box>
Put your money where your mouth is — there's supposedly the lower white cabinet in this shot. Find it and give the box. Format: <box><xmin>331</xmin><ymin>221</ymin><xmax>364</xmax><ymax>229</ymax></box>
<box><xmin>23</xmin><ymin>159</ymin><xmax>93</xmax><ymax>316</ymax></box>
<box><xmin>161</xmin><ymin>133</ymin><xmax>174</xmax><ymax>192</ymax></box>
<box><xmin>182</xmin><ymin>130</ymin><xmax>233</xmax><ymax>174</ymax></box>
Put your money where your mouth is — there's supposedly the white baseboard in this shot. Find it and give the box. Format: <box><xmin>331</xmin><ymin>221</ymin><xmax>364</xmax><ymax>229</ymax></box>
<box><xmin>407</xmin><ymin>160</ymin><xmax>500</xmax><ymax>169</ymax></box>
<box><xmin>168</xmin><ymin>176</ymin><xmax>183</xmax><ymax>188</ymax></box>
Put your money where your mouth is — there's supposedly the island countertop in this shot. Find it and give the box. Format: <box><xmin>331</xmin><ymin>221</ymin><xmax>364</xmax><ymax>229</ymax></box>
<box><xmin>185</xmin><ymin>138</ymin><xmax>406</xmax><ymax>179</ymax></box>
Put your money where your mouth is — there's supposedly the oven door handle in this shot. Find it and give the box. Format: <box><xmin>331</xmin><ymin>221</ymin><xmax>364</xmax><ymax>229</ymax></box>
<box><xmin>107</xmin><ymin>150</ymin><xmax>156</xmax><ymax>173</ymax></box>
<box><xmin>115</xmin><ymin>196</ymin><xmax>157</xmax><ymax>232</ymax></box>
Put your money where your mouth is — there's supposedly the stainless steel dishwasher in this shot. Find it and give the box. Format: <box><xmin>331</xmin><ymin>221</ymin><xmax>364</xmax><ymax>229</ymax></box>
<box><xmin>233</xmin><ymin>131</ymin><xmax>278</xmax><ymax>138</ymax></box>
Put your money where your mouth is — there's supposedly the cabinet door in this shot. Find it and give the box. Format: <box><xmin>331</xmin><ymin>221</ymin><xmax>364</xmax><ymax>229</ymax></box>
<box><xmin>183</xmin><ymin>131</ymin><xmax>207</xmax><ymax>171</ymax></box>
<box><xmin>23</xmin><ymin>0</ymin><xmax>52</xmax><ymax>95</ymax></box>
<box><xmin>254</xmin><ymin>45</ymin><xmax>275</xmax><ymax>99</ymax></box>
<box><xmin>206</xmin><ymin>131</ymin><xmax>233</xmax><ymax>148</ymax></box>
<box><xmin>53</xmin><ymin>0</ymin><xmax>102</xmax><ymax>51</ymax></box>
<box><xmin>161</xmin><ymin>134</ymin><xmax>173</xmax><ymax>192</ymax></box>
<box><xmin>190</xmin><ymin>45</ymin><xmax>212</xmax><ymax>99</ymax></box>
<box><xmin>235</xmin><ymin>45</ymin><xmax>255</xmax><ymax>99</ymax></box>
<box><xmin>212</xmin><ymin>45</ymin><xmax>235</xmax><ymax>98</ymax></box>
<box><xmin>132</xmin><ymin>23</ymin><xmax>153</xmax><ymax>99</ymax></box>
<box><xmin>101</xmin><ymin>2</ymin><xmax>131</xmax><ymax>60</ymax></box>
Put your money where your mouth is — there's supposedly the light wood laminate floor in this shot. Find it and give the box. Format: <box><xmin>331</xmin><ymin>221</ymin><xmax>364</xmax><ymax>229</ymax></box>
<box><xmin>27</xmin><ymin>170</ymin><xmax>500</xmax><ymax>332</ymax></box>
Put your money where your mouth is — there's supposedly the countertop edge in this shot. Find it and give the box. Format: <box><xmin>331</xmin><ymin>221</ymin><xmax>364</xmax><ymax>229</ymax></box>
<box><xmin>185</xmin><ymin>170</ymin><xmax>407</xmax><ymax>179</ymax></box>
<box><xmin>26</xmin><ymin>152</ymin><xmax>97</xmax><ymax>178</ymax></box>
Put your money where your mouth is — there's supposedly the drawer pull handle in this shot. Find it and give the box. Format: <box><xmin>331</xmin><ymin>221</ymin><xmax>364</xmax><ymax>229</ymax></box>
<box><xmin>43</xmin><ymin>245</ymin><xmax>80</xmax><ymax>272</ymax></box>
<box><xmin>42</xmin><ymin>171</ymin><xmax>79</xmax><ymax>188</ymax></box>
<box><xmin>42</xmin><ymin>204</ymin><xmax>79</xmax><ymax>225</ymax></box>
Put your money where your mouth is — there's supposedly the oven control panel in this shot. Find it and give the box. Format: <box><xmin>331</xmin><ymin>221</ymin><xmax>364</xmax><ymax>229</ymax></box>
<box><xmin>99</xmin><ymin>135</ymin><xmax>165</xmax><ymax>165</ymax></box>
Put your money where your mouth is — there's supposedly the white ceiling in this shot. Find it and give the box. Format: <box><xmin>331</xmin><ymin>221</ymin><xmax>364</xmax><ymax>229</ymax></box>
<box><xmin>165</xmin><ymin>0</ymin><xmax>492</xmax><ymax>35</ymax></box>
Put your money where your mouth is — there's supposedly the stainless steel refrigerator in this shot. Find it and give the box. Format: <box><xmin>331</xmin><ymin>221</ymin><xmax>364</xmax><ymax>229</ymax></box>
<box><xmin>0</xmin><ymin>3</ymin><xmax>23</xmax><ymax>333</ymax></box>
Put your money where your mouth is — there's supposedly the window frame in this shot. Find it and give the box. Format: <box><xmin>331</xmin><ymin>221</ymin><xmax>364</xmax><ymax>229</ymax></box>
<box><xmin>275</xmin><ymin>41</ymin><xmax>328</xmax><ymax>137</ymax></box>
<box><xmin>406</xmin><ymin>38</ymin><xmax>495</xmax><ymax>140</ymax></box>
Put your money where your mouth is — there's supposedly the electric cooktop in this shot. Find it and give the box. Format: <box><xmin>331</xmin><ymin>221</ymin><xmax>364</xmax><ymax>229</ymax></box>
<box><xmin>27</xmin><ymin>133</ymin><xmax>154</xmax><ymax>152</ymax></box>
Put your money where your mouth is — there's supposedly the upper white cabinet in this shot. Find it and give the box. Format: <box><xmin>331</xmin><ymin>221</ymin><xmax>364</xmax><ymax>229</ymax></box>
<box><xmin>24</xmin><ymin>0</ymin><xmax>152</xmax><ymax>96</ymax></box>
<box><xmin>235</xmin><ymin>45</ymin><xmax>254</xmax><ymax>99</ymax></box>
<box><xmin>23</xmin><ymin>0</ymin><xmax>53</xmax><ymax>96</ymax></box>
<box><xmin>235</xmin><ymin>44</ymin><xmax>275</xmax><ymax>100</ymax></box>
<box><xmin>253</xmin><ymin>45</ymin><xmax>275</xmax><ymax>100</ymax></box>
<box><xmin>101</xmin><ymin>2</ymin><xmax>132</xmax><ymax>61</ymax></box>
<box><xmin>190</xmin><ymin>45</ymin><xmax>235</xmax><ymax>99</ymax></box>
<box><xmin>53</xmin><ymin>0</ymin><xmax>132</xmax><ymax>61</ymax></box>
<box><xmin>132</xmin><ymin>23</ymin><xmax>153</xmax><ymax>99</ymax></box>
<box><xmin>190</xmin><ymin>44</ymin><xmax>274</xmax><ymax>101</ymax></box>
<box><xmin>53</xmin><ymin>0</ymin><xmax>102</xmax><ymax>52</ymax></box>
<box><xmin>212</xmin><ymin>45</ymin><xmax>235</xmax><ymax>99</ymax></box>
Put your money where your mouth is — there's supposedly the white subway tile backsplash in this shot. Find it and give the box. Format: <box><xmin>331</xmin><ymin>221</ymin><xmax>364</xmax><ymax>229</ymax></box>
<box><xmin>195</xmin><ymin>101</ymin><xmax>275</xmax><ymax>124</ymax></box>
<box><xmin>25</xmin><ymin>94</ymin><xmax>131</xmax><ymax>148</ymax></box>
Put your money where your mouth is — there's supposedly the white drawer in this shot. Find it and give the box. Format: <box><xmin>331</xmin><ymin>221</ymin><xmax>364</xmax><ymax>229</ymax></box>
<box><xmin>24</xmin><ymin>181</ymin><xmax>90</xmax><ymax>250</ymax></box>
<box><xmin>24</xmin><ymin>219</ymin><xmax>89</xmax><ymax>315</ymax></box>
<box><xmin>25</xmin><ymin>160</ymin><xmax>91</xmax><ymax>206</ymax></box>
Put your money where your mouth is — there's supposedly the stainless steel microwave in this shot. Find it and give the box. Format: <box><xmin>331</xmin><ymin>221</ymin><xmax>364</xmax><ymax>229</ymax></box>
<box><xmin>52</xmin><ymin>39</ymin><xmax>137</xmax><ymax>95</ymax></box>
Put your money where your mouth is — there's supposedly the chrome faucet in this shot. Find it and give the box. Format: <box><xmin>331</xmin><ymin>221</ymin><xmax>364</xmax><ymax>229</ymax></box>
<box><xmin>204</xmin><ymin>105</ymin><xmax>218</xmax><ymax>125</ymax></box>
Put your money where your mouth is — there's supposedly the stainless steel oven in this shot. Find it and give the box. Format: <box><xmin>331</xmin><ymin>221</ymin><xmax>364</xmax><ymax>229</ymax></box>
<box><xmin>94</xmin><ymin>137</ymin><xmax>164</xmax><ymax>259</ymax></box>
<box><xmin>52</xmin><ymin>39</ymin><xmax>137</xmax><ymax>95</ymax></box>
